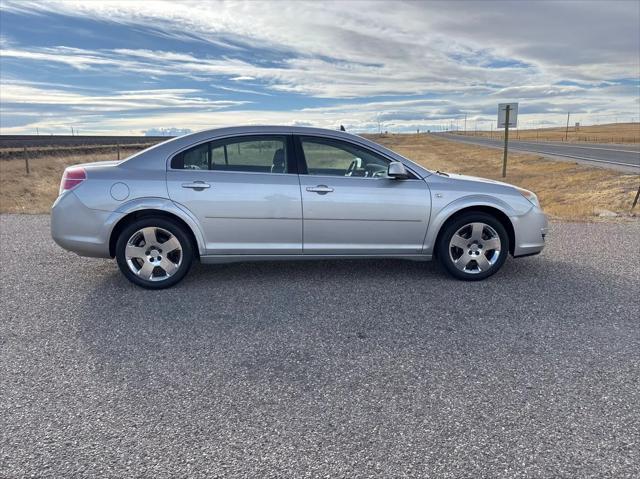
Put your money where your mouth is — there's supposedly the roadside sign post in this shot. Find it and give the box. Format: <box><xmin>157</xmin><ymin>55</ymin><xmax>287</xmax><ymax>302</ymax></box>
<box><xmin>502</xmin><ymin>107</ymin><xmax>510</xmax><ymax>177</ymax></box>
<box><xmin>498</xmin><ymin>103</ymin><xmax>518</xmax><ymax>178</ymax></box>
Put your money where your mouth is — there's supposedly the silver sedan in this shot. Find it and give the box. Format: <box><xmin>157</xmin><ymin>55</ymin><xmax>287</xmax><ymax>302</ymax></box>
<box><xmin>51</xmin><ymin>126</ymin><xmax>547</xmax><ymax>288</ymax></box>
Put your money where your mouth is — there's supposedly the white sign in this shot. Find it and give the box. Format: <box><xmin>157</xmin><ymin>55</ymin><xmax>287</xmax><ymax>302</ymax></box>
<box><xmin>497</xmin><ymin>103</ymin><xmax>518</xmax><ymax>128</ymax></box>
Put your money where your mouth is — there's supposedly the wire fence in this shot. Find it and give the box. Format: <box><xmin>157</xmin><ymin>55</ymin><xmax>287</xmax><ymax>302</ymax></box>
<box><xmin>448</xmin><ymin>131</ymin><xmax>640</xmax><ymax>143</ymax></box>
<box><xmin>0</xmin><ymin>142</ymin><xmax>160</xmax><ymax>161</ymax></box>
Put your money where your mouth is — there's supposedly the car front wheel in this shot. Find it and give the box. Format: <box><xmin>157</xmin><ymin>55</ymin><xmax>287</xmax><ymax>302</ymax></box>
<box><xmin>436</xmin><ymin>212</ymin><xmax>509</xmax><ymax>281</ymax></box>
<box><xmin>115</xmin><ymin>217</ymin><xmax>194</xmax><ymax>289</ymax></box>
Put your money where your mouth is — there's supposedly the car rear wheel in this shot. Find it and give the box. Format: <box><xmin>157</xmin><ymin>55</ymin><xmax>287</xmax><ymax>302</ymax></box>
<box><xmin>436</xmin><ymin>212</ymin><xmax>509</xmax><ymax>281</ymax></box>
<box><xmin>115</xmin><ymin>217</ymin><xmax>193</xmax><ymax>289</ymax></box>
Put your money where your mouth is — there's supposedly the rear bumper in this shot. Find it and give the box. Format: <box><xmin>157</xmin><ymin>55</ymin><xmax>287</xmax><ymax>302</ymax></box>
<box><xmin>51</xmin><ymin>191</ymin><xmax>122</xmax><ymax>258</ymax></box>
<box><xmin>511</xmin><ymin>206</ymin><xmax>548</xmax><ymax>257</ymax></box>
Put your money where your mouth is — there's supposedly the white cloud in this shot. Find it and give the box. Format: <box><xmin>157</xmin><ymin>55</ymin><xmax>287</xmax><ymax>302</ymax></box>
<box><xmin>0</xmin><ymin>0</ymin><xmax>638</xmax><ymax>133</ymax></box>
<box><xmin>6</xmin><ymin>0</ymin><xmax>635</xmax><ymax>80</ymax></box>
<box><xmin>0</xmin><ymin>83</ymin><xmax>249</xmax><ymax>112</ymax></box>
<box><xmin>0</xmin><ymin>43</ymin><xmax>505</xmax><ymax>98</ymax></box>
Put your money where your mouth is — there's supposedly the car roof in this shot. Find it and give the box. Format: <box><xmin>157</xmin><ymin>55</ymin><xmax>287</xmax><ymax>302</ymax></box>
<box><xmin>170</xmin><ymin>125</ymin><xmax>365</xmax><ymax>143</ymax></box>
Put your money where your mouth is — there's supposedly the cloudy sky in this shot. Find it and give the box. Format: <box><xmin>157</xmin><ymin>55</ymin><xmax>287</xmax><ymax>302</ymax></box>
<box><xmin>0</xmin><ymin>0</ymin><xmax>638</xmax><ymax>135</ymax></box>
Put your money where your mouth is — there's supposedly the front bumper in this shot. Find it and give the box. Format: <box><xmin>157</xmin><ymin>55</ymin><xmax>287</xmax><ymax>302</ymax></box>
<box><xmin>511</xmin><ymin>205</ymin><xmax>548</xmax><ymax>257</ymax></box>
<box><xmin>51</xmin><ymin>191</ymin><xmax>122</xmax><ymax>258</ymax></box>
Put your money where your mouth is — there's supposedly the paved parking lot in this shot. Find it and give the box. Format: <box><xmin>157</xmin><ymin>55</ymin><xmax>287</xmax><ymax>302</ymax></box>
<box><xmin>1</xmin><ymin>215</ymin><xmax>639</xmax><ymax>478</ymax></box>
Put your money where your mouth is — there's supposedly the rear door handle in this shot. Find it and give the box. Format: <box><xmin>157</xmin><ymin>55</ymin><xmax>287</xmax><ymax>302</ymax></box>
<box><xmin>306</xmin><ymin>185</ymin><xmax>334</xmax><ymax>194</ymax></box>
<box><xmin>182</xmin><ymin>181</ymin><xmax>211</xmax><ymax>190</ymax></box>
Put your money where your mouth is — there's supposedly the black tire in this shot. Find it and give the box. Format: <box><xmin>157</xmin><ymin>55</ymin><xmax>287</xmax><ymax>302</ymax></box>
<box><xmin>115</xmin><ymin>216</ymin><xmax>194</xmax><ymax>289</ymax></box>
<box><xmin>436</xmin><ymin>212</ymin><xmax>509</xmax><ymax>281</ymax></box>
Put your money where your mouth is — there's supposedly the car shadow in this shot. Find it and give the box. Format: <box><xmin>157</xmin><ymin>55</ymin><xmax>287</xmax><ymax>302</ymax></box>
<box><xmin>74</xmin><ymin>252</ymin><xmax>636</xmax><ymax>379</ymax></box>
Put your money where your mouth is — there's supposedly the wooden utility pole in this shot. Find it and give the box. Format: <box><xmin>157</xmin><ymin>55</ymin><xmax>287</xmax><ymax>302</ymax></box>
<box><xmin>117</xmin><ymin>143</ymin><xmax>121</xmax><ymax>161</ymax></box>
<box><xmin>464</xmin><ymin>113</ymin><xmax>467</xmax><ymax>135</ymax></box>
<box><xmin>502</xmin><ymin>105</ymin><xmax>511</xmax><ymax>178</ymax></box>
<box><xmin>565</xmin><ymin>112</ymin><xmax>570</xmax><ymax>141</ymax></box>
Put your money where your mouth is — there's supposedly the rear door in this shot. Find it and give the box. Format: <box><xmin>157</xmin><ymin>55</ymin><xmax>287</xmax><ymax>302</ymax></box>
<box><xmin>167</xmin><ymin>135</ymin><xmax>302</xmax><ymax>255</ymax></box>
<box><xmin>296</xmin><ymin>136</ymin><xmax>430</xmax><ymax>254</ymax></box>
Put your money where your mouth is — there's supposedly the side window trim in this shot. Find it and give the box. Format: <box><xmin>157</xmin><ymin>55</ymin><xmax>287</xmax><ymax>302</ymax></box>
<box><xmin>286</xmin><ymin>135</ymin><xmax>299</xmax><ymax>175</ymax></box>
<box><xmin>292</xmin><ymin>135</ymin><xmax>307</xmax><ymax>175</ymax></box>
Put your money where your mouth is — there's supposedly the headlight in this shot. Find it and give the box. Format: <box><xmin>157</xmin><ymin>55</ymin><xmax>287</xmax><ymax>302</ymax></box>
<box><xmin>515</xmin><ymin>187</ymin><xmax>540</xmax><ymax>208</ymax></box>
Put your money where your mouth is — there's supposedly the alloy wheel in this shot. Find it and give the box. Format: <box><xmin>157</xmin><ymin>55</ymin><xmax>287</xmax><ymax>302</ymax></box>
<box><xmin>448</xmin><ymin>222</ymin><xmax>501</xmax><ymax>274</ymax></box>
<box><xmin>124</xmin><ymin>227</ymin><xmax>183</xmax><ymax>281</ymax></box>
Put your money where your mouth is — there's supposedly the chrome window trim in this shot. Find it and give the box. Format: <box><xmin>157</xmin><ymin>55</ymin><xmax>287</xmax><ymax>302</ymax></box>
<box><xmin>167</xmin><ymin>169</ymin><xmax>297</xmax><ymax>178</ymax></box>
<box><xmin>299</xmin><ymin>173</ymin><xmax>421</xmax><ymax>182</ymax></box>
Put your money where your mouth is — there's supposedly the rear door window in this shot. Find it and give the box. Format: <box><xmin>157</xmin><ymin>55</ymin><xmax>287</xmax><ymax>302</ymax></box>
<box><xmin>171</xmin><ymin>136</ymin><xmax>289</xmax><ymax>173</ymax></box>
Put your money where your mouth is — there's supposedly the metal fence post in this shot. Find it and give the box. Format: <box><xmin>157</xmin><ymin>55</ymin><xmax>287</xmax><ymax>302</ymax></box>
<box><xmin>24</xmin><ymin>146</ymin><xmax>30</xmax><ymax>174</ymax></box>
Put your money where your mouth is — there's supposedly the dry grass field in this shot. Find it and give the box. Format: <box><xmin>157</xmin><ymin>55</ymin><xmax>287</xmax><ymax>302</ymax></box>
<box><xmin>0</xmin><ymin>147</ymin><xmax>142</xmax><ymax>214</ymax></box>
<box><xmin>0</xmin><ymin>142</ymin><xmax>158</xmax><ymax>160</ymax></box>
<box><xmin>1</xmin><ymin>136</ymin><xmax>638</xmax><ymax>221</ymax></box>
<box><xmin>451</xmin><ymin>122</ymin><xmax>640</xmax><ymax>143</ymax></box>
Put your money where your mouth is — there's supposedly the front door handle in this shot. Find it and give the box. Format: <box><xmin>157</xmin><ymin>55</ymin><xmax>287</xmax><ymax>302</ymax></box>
<box><xmin>182</xmin><ymin>181</ymin><xmax>211</xmax><ymax>190</ymax></box>
<box><xmin>306</xmin><ymin>185</ymin><xmax>334</xmax><ymax>194</ymax></box>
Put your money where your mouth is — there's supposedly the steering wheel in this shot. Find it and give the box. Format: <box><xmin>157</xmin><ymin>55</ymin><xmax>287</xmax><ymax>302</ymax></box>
<box><xmin>365</xmin><ymin>164</ymin><xmax>387</xmax><ymax>178</ymax></box>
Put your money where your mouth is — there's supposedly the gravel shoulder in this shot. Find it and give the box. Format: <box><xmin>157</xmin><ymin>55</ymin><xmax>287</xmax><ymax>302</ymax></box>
<box><xmin>1</xmin><ymin>215</ymin><xmax>639</xmax><ymax>478</ymax></box>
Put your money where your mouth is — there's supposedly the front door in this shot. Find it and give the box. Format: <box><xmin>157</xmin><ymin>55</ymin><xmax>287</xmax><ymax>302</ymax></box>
<box><xmin>167</xmin><ymin>135</ymin><xmax>302</xmax><ymax>254</ymax></box>
<box><xmin>296</xmin><ymin>136</ymin><xmax>430</xmax><ymax>255</ymax></box>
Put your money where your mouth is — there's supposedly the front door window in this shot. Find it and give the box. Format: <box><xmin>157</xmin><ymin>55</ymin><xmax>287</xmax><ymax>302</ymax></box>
<box><xmin>300</xmin><ymin>137</ymin><xmax>391</xmax><ymax>178</ymax></box>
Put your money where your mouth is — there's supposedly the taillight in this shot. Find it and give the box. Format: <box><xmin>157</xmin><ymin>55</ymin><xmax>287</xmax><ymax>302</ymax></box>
<box><xmin>59</xmin><ymin>167</ymin><xmax>86</xmax><ymax>195</ymax></box>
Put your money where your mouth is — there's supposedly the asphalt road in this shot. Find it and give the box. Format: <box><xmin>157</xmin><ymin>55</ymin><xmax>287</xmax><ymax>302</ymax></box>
<box><xmin>1</xmin><ymin>215</ymin><xmax>639</xmax><ymax>478</ymax></box>
<box><xmin>438</xmin><ymin>134</ymin><xmax>640</xmax><ymax>171</ymax></box>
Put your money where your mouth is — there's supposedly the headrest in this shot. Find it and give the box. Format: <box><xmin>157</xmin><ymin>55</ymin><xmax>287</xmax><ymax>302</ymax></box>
<box><xmin>272</xmin><ymin>149</ymin><xmax>285</xmax><ymax>166</ymax></box>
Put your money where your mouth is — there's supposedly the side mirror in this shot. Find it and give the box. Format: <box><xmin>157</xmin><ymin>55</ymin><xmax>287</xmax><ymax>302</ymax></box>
<box><xmin>388</xmin><ymin>161</ymin><xmax>409</xmax><ymax>179</ymax></box>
